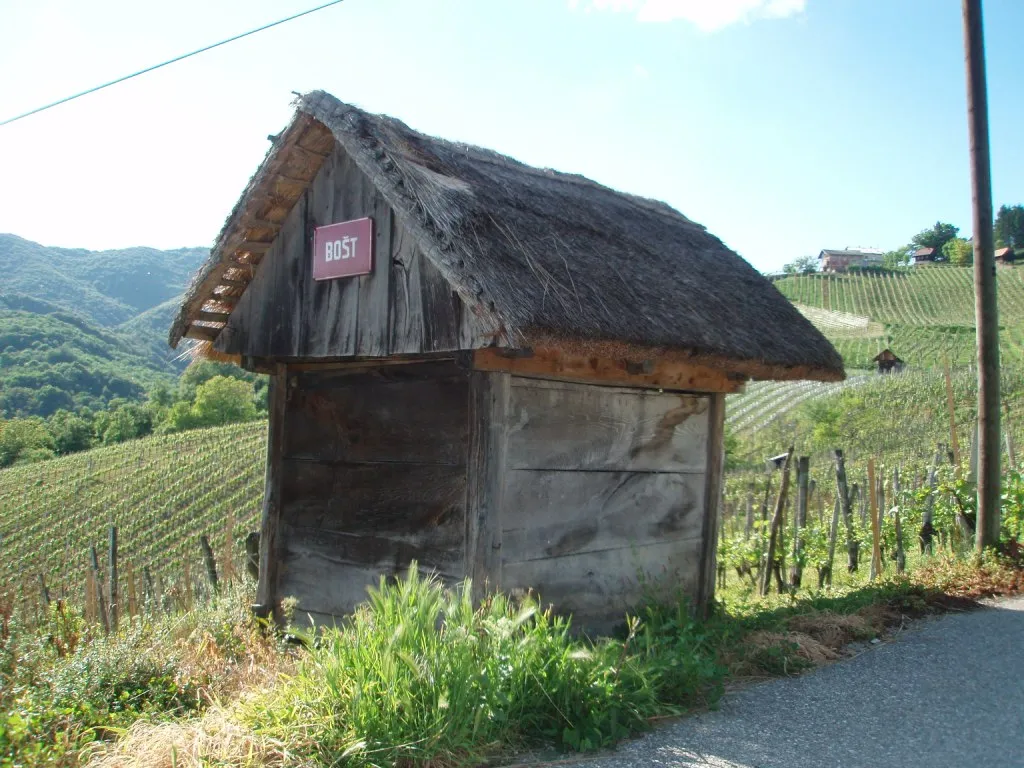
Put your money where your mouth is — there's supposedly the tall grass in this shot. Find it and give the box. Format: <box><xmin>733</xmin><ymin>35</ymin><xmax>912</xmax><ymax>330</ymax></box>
<box><xmin>243</xmin><ymin>567</ymin><xmax>706</xmax><ymax>766</ymax></box>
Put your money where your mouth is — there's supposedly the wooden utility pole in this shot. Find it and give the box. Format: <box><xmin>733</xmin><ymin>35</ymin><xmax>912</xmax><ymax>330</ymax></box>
<box><xmin>962</xmin><ymin>0</ymin><xmax>1001</xmax><ymax>552</ymax></box>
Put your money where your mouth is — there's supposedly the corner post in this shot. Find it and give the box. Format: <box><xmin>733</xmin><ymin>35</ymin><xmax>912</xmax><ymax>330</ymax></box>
<box><xmin>697</xmin><ymin>392</ymin><xmax>727</xmax><ymax>615</ymax></box>
<box><xmin>255</xmin><ymin>362</ymin><xmax>288</xmax><ymax>621</ymax></box>
<box><xmin>466</xmin><ymin>371</ymin><xmax>510</xmax><ymax>602</ymax></box>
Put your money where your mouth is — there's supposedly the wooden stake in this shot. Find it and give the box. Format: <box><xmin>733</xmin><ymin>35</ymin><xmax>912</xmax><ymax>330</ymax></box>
<box><xmin>920</xmin><ymin>448</ymin><xmax>941</xmax><ymax>554</ymax></box>
<box><xmin>834</xmin><ymin>449</ymin><xmax>859</xmax><ymax>573</ymax></box>
<box><xmin>126</xmin><ymin>561</ymin><xmax>137</xmax><ymax>618</ymax></box>
<box><xmin>760</xmin><ymin>448</ymin><xmax>794</xmax><ymax>597</ymax></box>
<box><xmin>790</xmin><ymin>456</ymin><xmax>809</xmax><ymax>589</ymax></box>
<box><xmin>89</xmin><ymin>546</ymin><xmax>109</xmax><ymax>634</ymax></box>
<box><xmin>820</xmin><ymin>497</ymin><xmax>840</xmax><ymax>588</ymax></box>
<box><xmin>944</xmin><ymin>358</ymin><xmax>962</xmax><ymax>470</ymax></box>
<box><xmin>868</xmin><ymin>459</ymin><xmax>882</xmax><ymax>581</ymax></box>
<box><xmin>893</xmin><ymin>467</ymin><xmax>906</xmax><ymax>574</ymax></box>
<box><xmin>108</xmin><ymin>525</ymin><xmax>118</xmax><ymax>632</ymax></box>
<box><xmin>200</xmin><ymin>535</ymin><xmax>219</xmax><ymax>595</ymax></box>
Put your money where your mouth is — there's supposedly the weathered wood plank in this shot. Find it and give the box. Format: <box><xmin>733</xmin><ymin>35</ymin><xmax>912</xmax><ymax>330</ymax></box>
<box><xmin>503</xmin><ymin>537</ymin><xmax>704</xmax><ymax>631</ymax></box>
<box><xmin>506</xmin><ymin>379</ymin><xmax>710</xmax><ymax>472</ymax></box>
<box><xmin>284</xmin><ymin>371</ymin><xmax>469</xmax><ymax>464</ymax></box>
<box><xmin>420</xmin><ymin>257</ymin><xmax>460</xmax><ymax>351</ymax></box>
<box><xmin>388</xmin><ymin>226</ymin><xmax>425</xmax><ymax>354</ymax></box>
<box><xmin>466</xmin><ymin>372</ymin><xmax>509</xmax><ymax>597</ymax></box>
<box><xmin>501</xmin><ymin>469</ymin><xmax>705</xmax><ymax>563</ymax></box>
<box><xmin>302</xmin><ymin>148</ymin><xmax>338</xmax><ymax>357</ymax></box>
<box><xmin>277</xmin><ymin>525</ymin><xmax>463</xmax><ymax>620</ymax></box>
<box><xmin>696</xmin><ymin>392</ymin><xmax>726</xmax><ymax>612</ymax></box>
<box><xmin>474</xmin><ymin>346</ymin><xmax>744</xmax><ymax>394</ymax></box>
<box><xmin>355</xmin><ymin>198</ymin><xmax>392</xmax><ymax>356</ymax></box>
<box><xmin>280</xmin><ymin>460</ymin><xmax>466</xmax><ymax>542</ymax></box>
<box><xmin>255</xmin><ymin>365</ymin><xmax>288</xmax><ymax>619</ymax></box>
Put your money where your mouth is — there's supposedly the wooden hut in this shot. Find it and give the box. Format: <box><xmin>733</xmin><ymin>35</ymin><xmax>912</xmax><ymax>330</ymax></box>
<box><xmin>996</xmin><ymin>246</ymin><xmax>1016</xmax><ymax>265</ymax></box>
<box><xmin>873</xmin><ymin>348</ymin><xmax>904</xmax><ymax>374</ymax></box>
<box><xmin>169</xmin><ymin>92</ymin><xmax>844</xmax><ymax>630</ymax></box>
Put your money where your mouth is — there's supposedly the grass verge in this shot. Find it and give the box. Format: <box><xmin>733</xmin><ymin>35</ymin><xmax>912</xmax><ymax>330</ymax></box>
<box><xmin>11</xmin><ymin>555</ymin><xmax>1024</xmax><ymax>768</ymax></box>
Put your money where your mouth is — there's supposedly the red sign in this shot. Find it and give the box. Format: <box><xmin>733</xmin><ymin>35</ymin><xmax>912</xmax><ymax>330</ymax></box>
<box><xmin>312</xmin><ymin>218</ymin><xmax>373</xmax><ymax>281</ymax></box>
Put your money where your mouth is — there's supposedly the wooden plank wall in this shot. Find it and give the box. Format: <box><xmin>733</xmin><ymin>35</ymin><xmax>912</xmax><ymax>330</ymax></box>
<box><xmin>274</xmin><ymin>361</ymin><xmax>469</xmax><ymax>620</ymax></box>
<box><xmin>500</xmin><ymin>377</ymin><xmax>711</xmax><ymax>630</ymax></box>
<box><xmin>216</xmin><ymin>144</ymin><xmax>497</xmax><ymax>360</ymax></box>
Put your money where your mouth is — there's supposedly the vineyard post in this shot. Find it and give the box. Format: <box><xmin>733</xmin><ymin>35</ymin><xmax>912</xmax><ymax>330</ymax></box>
<box><xmin>943</xmin><ymin>358</ymin><xmax>962</xmax><ymax>471</ymax></box>
<box><xmin>820</xmin><ymin>497</ymin><xmax>840</xmax><ymax>587</ymax></box>
<box><xmin>760</xmin><ymin>448</ymin><xmax>794</xmax><ymax>597</ymax></box>
<box><xmin>756</xmin><ymin>473</ymin><xmax>774</xmax><ymax>585</ymax></box>
<box><xmin>791</xmin><ymin>456</ymin><xmax>809</xmax><ymax>589</ymax></box>
<box><xmin>1005</xmin><ymin>404</ymin><xmax>1017</xmax><ymax>470</ymax></box>
<box><xmin>183</xmin><ymin>559</ymin><xmax>193</xmax><ymax>611</ymax></box>
<box><xmin>834</xmin><ymin>449</ymin><xmax>859</xmax><ymax>572</ymax></box>
<box><xmin>893</xmin><ymin>466</ymin><xmax>906</xmax><ymax>573</ymax></box>
<box><xmin>88</xmin><ymin>546</ymin><xmax>109</xmax><ymax>634</ymax></box>
<box><xmin>143</xmin><ymin>567</ymin><xmax>155</xmax><ymax>612</ymax></box>
<box><xmin>920</xmin><ymin>448</ymin><xmax>941</xmax><ymax>554</ymax></box>
<box><xmin>744</xmin><ymin>487</ymin><xmax>754</xmax><ymax>539</ymax></box>
<box><xmin>38</xmin><ymin>574</ymin><xmax>51</xmax><ymax>607</ymax></box>
<box><xmin>222</xmin><ymin>509</ymin><xmax>236</xmax><ymax>584</ymax></box>
<box><xmin>85</xmin><ymin>570</ymin><xmax>97</xmax><ymax>625</ymax></box>
<box><xmin>108</xmin><ymin>525</ymin><xmax>118</xmax><ymax>632</ymax></box>
<box><xmin>126</xmin><ymin>561</ymin><xmax>137</xmax><ymax>618</ymax></box>
<box><xmin>962</xmin><ymin>0</ymin><xmax>1002</xmax><ymax>553</ymax></box>
<box><xmin>868</xmin><ymin>459</ymin><xmax>882</xmax><ymax>581</ymax></box>
<box><xmin>200</xmin><ymin>535</ymin><xmax>219</xmax><ymax>595</ymax></box>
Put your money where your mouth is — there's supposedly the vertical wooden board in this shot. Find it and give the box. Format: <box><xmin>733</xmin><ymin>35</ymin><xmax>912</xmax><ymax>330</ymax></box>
<box><xmin>388</xmin><ymin>226</ymin><xmax>424</xmax><ymax>354</ymax></box>
<box><xmin>289</xmin><ymin>191</ymin><xmax>312</xmax><ymax>355</ymax></box>
<box><xmin>458</xmin><ymin>296</ymin><xmax>500</xmax><ymax>349</ymax></box>
<box><xmin>355</xmin><ymin>199</ymin><xmax>392</xmax><ymax>356</ymax></box>
<box><xmin>302</xmin><ymin>149</ymin><xmax>339</xmax><ymax>357</ymax></box>
<box><xmin>419</xmin><ymin>256</ymin><xmax>460</xmax><ymax>351</ymax></box>
<box><xmin>502</xmin><ymin>537</ymin><xmax>704</xmax><ymax>631</ymax></box>
<box><xmin>466</xmin><ymin>372</ymin><xmax>509</xmax><ymax>596</ymax></box>
<box><xmin>696</xmin><ymin>392</ymin><xmax>726</xmax><ymax>613</ymax></box>
<box><xmin>256</xmin><ymin>365</ymin><xmax>288</xmax><ymax>617</ymax></box>
<box><xmin>506</xmin><ymin>379</ymin><xmax>710</xmax><ymax>472</ymax></box>
<box><xmin>500</xmin><ymin>469</ymin><xmax>705</xmax><ymax>563</ymax></box>
<box><xmin>323</xmin><ymin>148</ymin><xmax>365</xmax><ymax>356</ymax></box>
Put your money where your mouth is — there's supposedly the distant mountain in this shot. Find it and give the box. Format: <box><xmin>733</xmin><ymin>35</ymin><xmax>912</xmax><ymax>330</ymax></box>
<box><xmin>0</xmin><ymin>234</ymin><xmax>206</xmax><ymax>327</ymax></box>
<box><xmin>0</xmin><ymin>235</ymin><xmax>208</xmax><ymax>417</ymax></box>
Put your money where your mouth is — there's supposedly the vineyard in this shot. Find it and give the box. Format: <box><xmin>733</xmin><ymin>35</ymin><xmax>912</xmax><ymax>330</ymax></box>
<box><xmin>0</xmin><ymin>421</ymin><xmax>266</xmax><ymax>596</ymax></box>
<box><xmin>773</xmin><ymin>266</ymin><xmax>1024</xmax><ymax>369</ymax></box>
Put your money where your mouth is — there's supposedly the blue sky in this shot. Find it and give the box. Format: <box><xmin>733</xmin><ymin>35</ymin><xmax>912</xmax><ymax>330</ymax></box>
<box><xmin>1</xmin><ymin>0</ymin><xmax>1021</xmax><ymax>272</ymax></box>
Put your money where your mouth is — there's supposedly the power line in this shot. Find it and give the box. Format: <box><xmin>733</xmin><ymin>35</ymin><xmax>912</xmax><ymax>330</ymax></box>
<box><xmin>0</xmin><ymin>0</ymin><xmax>346</xmax><ymax>127</ymax></box>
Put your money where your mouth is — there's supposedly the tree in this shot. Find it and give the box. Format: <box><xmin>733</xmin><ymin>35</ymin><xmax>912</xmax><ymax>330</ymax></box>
<box><xmin>994</xmin><ymin>204</ymin><xmax>1024</xmax><ymax>249</ymax></box>
<box><xmin>942</xmin><ymin>237</ymin><xmax>973</xmax><ymax>266</ymax></box>
<box><xmin>47</xmin><ymin>409</ymin><xmax>94</xmax><ymax>454</ymax></box>
<box><xmin>191</xmin><ymin>376</ymin><xmax>258</xmax><ymax>427</ymax></box>
<box><xmin>783</xmin><ymin>255</ymin><xmax>818</xmax><ymax>274</ymax></box>
<box><xmin>0</xmin><ymin>417</ymin><xmax>55</xmax><ymax>467</ymax></box>
<box><xmin>883</xmin><ymin>246</ymin><xmax>912</xmax><ymax>269</ymax></box>
<box><xmin>911</xmin><ymin>222</ymin><xmax>960</xmax><ymax>253</ymax></box>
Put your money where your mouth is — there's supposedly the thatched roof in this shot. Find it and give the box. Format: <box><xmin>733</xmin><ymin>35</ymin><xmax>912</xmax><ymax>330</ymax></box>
<box><xmin>170</xmin><ymin>91</ymin><xmax>843</xmax><ymax>381</ymax></box>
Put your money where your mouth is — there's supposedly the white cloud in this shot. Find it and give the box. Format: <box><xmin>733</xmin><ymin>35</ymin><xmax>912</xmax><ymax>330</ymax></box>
<box><xmin>575</xmin><ymin>0</ymin><xmax>807</xmax><ymax>31</ymax></box>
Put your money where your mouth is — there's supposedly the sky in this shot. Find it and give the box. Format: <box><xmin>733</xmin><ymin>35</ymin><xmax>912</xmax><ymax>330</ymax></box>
<box><xmin>1</xmin><ymin>0</ymin><xmax>1022</xmax><ymax>273</ymax></box>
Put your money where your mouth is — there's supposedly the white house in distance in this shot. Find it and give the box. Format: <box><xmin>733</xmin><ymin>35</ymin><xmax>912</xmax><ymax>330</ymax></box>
<box><xmin>817</xmin><ymin>248</ymin><xmax>885</xmax><ymax>273</ymax></box>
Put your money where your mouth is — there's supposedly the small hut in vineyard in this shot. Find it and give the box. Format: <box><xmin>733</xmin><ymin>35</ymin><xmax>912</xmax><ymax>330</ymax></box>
<box><xmin>873</xmin><ymin>348</ymin><xmax>904</xmax><ymax>374</ymax></box>
<box><xmin>169</xmin><ymin>91</ymin><xmax>844</xmax><ymax>630</ymax></box>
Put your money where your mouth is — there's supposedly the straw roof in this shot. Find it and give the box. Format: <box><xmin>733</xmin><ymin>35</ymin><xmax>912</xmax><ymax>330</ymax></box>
<box><xmin>170</xmin><ymin>91</ymin><xmax>843</xmax><ymax>381</ymax></box>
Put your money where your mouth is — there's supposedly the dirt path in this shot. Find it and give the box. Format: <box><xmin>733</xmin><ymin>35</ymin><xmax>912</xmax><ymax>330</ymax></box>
<box><xmin>565</xmin><ymin>596</ymin><xmax>1024</xmax><ymax>768</ymax></box>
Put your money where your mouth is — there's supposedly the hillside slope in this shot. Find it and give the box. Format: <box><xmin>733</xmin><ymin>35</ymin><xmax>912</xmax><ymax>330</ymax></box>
<box><xmin>0</xmin><ymin>234</ymin><xmax>205</xmax><ymax>328</ymax></box>
<box><xmin>771</xmin><ymin>267</ymin><xmax>1024</xmax><ymax>369</ymax></box>
<box><xmin>0</xmin><ymin>421</ymin><xmax>266</xmax><ymax>594</ymax></box>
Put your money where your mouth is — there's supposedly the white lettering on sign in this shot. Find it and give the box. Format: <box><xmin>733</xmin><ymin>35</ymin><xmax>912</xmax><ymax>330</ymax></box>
<box><xmin>325</xmin><ymin>236</ymin><xmax>359</xmax><ymax>262</ymax></box>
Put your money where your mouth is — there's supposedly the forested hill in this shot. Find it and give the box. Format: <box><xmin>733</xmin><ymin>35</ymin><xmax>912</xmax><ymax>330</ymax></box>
<box><xmin>0</xmin><ymin>234</ymin><xmax>206</xmax><ymax>327</ymax></box>
<box><xmin>0</xmin><ymin>235</ymin><xmax>208</xmax><ymax>418</ymax></box>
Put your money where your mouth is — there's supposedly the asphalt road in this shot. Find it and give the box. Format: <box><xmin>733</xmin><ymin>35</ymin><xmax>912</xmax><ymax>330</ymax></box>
<box><xmin>566</xmin><ymin>596</ymin><xmax>1024</xmax><ymax>768</ymax></box>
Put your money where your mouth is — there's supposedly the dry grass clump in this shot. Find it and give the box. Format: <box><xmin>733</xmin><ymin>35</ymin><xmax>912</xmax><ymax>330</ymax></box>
<box><xmin>84</xmin><ymin>709</ymin><xmax>297</xmax><ymax>768</ymax></box>
<box><xmin>743</xmin><ymin>630</ymin><xmax>842</xmax><ymax>666</ymax></box>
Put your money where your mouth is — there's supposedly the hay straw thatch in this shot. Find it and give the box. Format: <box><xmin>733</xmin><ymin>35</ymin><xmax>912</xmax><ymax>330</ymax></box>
<box><xmin>170</xmin><ymin>91</ymin><xmax>843</xmax><ymax>381</ymax></box>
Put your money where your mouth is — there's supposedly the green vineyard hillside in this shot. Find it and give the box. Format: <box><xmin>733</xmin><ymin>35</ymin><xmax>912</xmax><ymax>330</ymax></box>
<box><xmin>0</xmin><ymin>421</ymin><xmax>266</xmax><ymax>594</ymax></box>
<box><xmin>771</xmin><ymin>266</ymin><xmax>1024</xmax><ymax>370</ymax></box>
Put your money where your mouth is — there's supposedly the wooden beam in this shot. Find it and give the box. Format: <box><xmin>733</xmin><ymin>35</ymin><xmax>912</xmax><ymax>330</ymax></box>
<box><xmin>238</xmin><ymin>240</ymin><xmax>272</xmax><ymax>254</ymax></box>
<box><xmin>218</xmin><ymin>278</ymin><xmax>249</xmax><ymax>288</ymax></box>
<box><xmin>697</xmin><ymin>392</ymin><xmax>727</xmax><ymax>613</ymax></box>
<box><xmin>472</xmin><ymin>346</ymin><xmax>743</xmax><ymax>394</ymax></box>
<box><xmin>196</xmin><ymin>310</ymin><xmax>231</xmax><ymax>323</ymax></box>
<box><xmin>184</xmin><ymin>325</ymin><xmax>220</xmax><ymax>342</ymax></box>
<box><xmin>245</xmin><ymin>216</ymin><xmax>285</xmax><ymax>231</ymax></box>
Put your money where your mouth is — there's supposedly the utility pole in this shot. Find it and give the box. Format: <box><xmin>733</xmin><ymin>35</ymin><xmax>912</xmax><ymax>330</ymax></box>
<box><xmin>962</xmin><ymin>0</ymin><xmax>1001</xmax><ymax>552</ymax></box>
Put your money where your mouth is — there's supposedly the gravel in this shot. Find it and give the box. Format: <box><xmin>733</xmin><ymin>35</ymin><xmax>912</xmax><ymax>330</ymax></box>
<box><xmin>560</xmin><ymin>596</ymin><xmax>1024</xmax><ymax>768</ymax></box>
